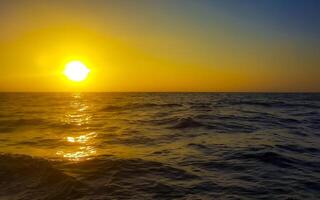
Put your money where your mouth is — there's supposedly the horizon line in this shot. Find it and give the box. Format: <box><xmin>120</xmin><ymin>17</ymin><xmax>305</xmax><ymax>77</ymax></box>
<box><xmin>0</xmin><ymin>91</ymin><xmax>319</xmax><ymax>94</ymax></box>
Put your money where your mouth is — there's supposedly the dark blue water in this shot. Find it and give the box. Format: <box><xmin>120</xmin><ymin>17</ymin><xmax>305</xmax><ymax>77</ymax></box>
<box><xmin>0</xmin><ymin>93</ymin><xmax>319</xmax><ymax>199</ymax></box>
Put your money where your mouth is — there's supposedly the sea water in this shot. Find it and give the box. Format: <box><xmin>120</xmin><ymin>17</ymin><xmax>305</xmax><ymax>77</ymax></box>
<box><xmin>0</xmin><ymin>93</ymin><xmax>319</xmax><ymax>199</ymax></box>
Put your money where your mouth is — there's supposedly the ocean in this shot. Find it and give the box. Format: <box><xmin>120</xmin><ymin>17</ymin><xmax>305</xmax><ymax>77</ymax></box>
<box><xmin>0</xmin><ymin>93</ymin><xmax>319</xmax><ymax>199</ymax></box>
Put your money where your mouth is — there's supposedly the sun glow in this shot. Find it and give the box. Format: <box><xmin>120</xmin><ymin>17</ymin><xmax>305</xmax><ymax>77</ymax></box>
<box><xmin>63</xmin><ymin>61</ymin><xmax>90</xmax><ymax>82</ymax></box>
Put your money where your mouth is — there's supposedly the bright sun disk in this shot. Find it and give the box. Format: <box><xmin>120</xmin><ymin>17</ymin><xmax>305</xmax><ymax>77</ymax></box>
<box><xmin>64</xmin><ymin>61</ymin><xmax>90</xmax><ymax>82</ymax></box>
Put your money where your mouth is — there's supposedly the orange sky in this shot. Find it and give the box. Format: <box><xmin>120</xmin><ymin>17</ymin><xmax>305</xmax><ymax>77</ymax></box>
<box><xmin>0</xmin><ymin>1</ymin><xmax>319</xmax><ymax>92</ymax></box>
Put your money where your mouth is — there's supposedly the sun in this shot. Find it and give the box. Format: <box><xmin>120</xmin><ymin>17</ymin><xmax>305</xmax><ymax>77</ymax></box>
<box><xmin>63</xmin><ymin>61</ymin><xmax>90</xmax><ymax>82</ymax></box>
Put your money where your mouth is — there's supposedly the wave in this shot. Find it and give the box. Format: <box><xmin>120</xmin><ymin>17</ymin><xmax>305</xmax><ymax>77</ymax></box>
<box><xmin>0</xmin><ymin>153</ymin><xmax>86</xmax><ymax>200</ymax></box>
<box><xmin>61</xmin><ymin>156</ymin><xmax>200</xmax><ymax>199</ymax></box>
<box><xmin>101</xmin><ymin>103</ymin><xmax>182</xmax><ymax>112</ymax></box>
<box><xmin>167</xmin><ymin>116</ymin><xmax>258</xmax><ymax>133</ymax></box>
<box><xmin>228</xmin><ymin>148</ymin><xmax>320</xmax><ymax>170</ymax></box>
<box><xmin>0</xmin><ymin>118</ymin><xmax>95</xmax><ymax>133</ymax></box>
<box><xmin>219</xmin><ymin>99</ymin><xmax>320</xmax><ymax>109</ymax></box>
<box><xmin>237</xmin><ymin>151</ymin><xmax>298</xmax><ymax>168</ymax></box>
<box><xmin>0</xmin><ymin>118</ymin><xmax>47</xmax><ymax>127</ymax></box>
<box><xmin>275</xmin><ymin>144</ymin><xmax>319</xmax><ymax>154</ymax></box>
<box><xmin>169</xmin><ymin>117</ymin><xmax>212</xmax><ymax>129</ymax></box>
<box><xmin>196</xmin><ymin>113</ymin><xmax>305</xmax><ymax>131</ymax></box>
<box><xmin>0</xmin><ymin>153</ymin><xmax>200</xmax><ymax>200</ymax></box>
<box><xmin>0</xmin><ymin>118</ymin><xmax>51</xmax><ymax>133</ymax></box>
<box><xmin>188</xmin><ymin>102</ymin><xmax>212</xmax><ymax>111</ymax></box>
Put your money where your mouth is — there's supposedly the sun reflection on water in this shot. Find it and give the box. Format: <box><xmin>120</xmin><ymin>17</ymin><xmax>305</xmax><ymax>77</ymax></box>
<box><xmin>65</xmin><ymin>132</ymin><xmax>97</xmax><ymax>143</ymax></box>
<box><xmin>56</xmin><ymin>94</ymin><xmax>97</xmax><ymax>161</ymax></box>
<box><xmin>56</xmin><ymin>146</ymin><xmax>96</xmax><ymax>161</ymax></box>
<box><xmin>57</xmin><ymin>131</ymin><xmax>97</xmax><ymax>161</ymax></box>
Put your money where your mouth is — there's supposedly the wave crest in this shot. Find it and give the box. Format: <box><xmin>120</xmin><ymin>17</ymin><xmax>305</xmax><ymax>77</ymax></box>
<box><xmin>0</xmin><ymin>153</ymin><xmax>85</xmax><ymax>200</ymax></box>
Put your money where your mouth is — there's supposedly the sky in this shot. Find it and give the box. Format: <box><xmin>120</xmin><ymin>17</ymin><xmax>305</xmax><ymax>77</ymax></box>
<box><xmin>0</xmin><ymin>0</ymin><xmax>319</xmax><ymax>92</ymax></box>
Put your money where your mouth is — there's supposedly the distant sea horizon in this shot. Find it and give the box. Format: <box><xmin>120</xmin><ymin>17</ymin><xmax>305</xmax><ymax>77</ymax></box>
<box><xmin>1</xmin><ymin>91</ymin><xmax>320</xmax><ymax>93</ymax></box>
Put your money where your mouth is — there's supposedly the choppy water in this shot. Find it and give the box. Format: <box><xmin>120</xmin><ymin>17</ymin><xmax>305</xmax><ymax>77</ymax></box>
<box><xmin>0</xmin><ymin>93</ymin><xmax>319</xmax><ymax>199</ymax></box>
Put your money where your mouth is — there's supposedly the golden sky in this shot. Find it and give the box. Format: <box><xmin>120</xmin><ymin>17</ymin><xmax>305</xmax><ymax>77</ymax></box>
<box><xmin>0</xmin><ymin>0</ymin><xmax>319</xmax><ymax>92</ymax></box>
